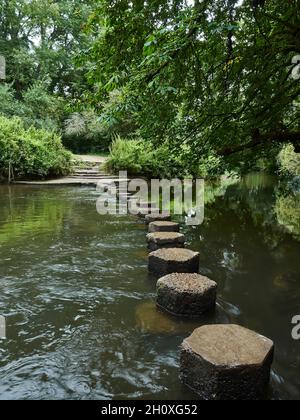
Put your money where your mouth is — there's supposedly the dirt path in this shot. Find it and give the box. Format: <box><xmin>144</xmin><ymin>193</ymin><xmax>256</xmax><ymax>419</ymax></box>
<box><xmin>73</xmin><ymin>154</ymin><xmax>107</xmax><ymax>165</ymax></box>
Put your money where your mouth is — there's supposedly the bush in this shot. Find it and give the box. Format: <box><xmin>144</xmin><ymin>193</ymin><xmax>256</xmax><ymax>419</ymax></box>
<box><xmin>105</xmin><ymin>136</ymin><xmax>187</xmax><ymax>178</ymax></box>
<box><xmin>0</xmin><ymin>115</ymin><xmax>72</xmax><ymax>180</ymax></box>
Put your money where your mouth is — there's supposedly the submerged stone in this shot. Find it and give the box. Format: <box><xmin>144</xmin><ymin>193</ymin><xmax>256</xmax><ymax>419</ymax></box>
<box><xmin>135</xmin><ymin>301</ymin><xmax>200</xmax><ymax>335</ymax></box>
<box><xmin>148</xmin><ymin>221</ymin><xmax>180</xmax><ymax>233</ymax></box>
<box><xmin>157</xmin><ymin>273</ymin><xmax>217</xmax><ymax>317</ymax></box>
<box><xmin>180</xmin><ymin>324</ymin><xmax>274</xmax><ymax>400</ymax></box>
<box><xmin>147</xmin><ymin>232</ymin><xmax>185</xmax><ymax>251</ymax></box>
<box><xmin>149</xmin><ymin>248</ymin><xmax>200</xmax><ymax>276</ymax></box>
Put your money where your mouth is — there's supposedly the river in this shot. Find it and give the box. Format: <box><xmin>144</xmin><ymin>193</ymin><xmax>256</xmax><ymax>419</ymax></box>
<box><xmin>0</xmin><ymin>174</ymin><xmax>299</xmax><ymax>400</ymax></box>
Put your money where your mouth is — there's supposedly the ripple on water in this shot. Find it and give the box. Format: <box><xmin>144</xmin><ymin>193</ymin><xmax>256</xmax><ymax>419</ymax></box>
<box><xmin>0</xmin><ymin>183</ymin><xmax>300</xmax><ymax>400</ymax></box>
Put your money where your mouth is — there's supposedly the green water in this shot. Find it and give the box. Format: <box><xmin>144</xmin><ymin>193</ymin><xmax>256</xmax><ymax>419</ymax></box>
<box><xmin>0</xmin><ymin>175</ymin><xmax>299</xmax><ymax>400</ymax></box>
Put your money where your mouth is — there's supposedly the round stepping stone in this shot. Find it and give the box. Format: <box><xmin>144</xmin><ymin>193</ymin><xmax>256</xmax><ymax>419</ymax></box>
<box><xmin>145</xmin><ymin>213</ymin><xmax>171</xmax><ymax>225</ymax></box>
<box><xmin>149</xmin><ymin>248</ymin><xmax>199</xmax><ymax>276</ymax></box>
<box><xmin>147</xmin><ymin>232</ymin><xmax>185</xmax><ymax>252</ymax></box>
<box><xmin>149</xmin><ymin>221</ymin><xmax>180</xmax><ymax>233</ymax></box>
<box><xmin>180</xmin><ymin>324</ymin><xmax>274</xmax><ymax>400</ymax></box>
<box><xmin>157</xmin><ymin>273</ymin><xmax>217</xmax><ymax>317</ymax></box>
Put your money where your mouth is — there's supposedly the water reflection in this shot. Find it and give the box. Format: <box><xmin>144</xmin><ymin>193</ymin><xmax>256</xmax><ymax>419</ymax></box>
<box><xmin>0</xmin><ymin>175</ymin><xmax>299</xmax><ymax>400</ymax></box>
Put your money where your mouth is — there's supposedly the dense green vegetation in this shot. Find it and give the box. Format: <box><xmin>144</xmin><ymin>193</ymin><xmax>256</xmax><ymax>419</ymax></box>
<box><xmin>0</xmin><ymin>115</ymin><xmax>72</xmax><ymax>180</ymax></box>
<box><xmin>87</xmin><ymin>0</ymin><xmax>300</xmax><ymax>177</ymax></box>
<box><xmin>0</xmin><ymin>0</ymin><xmax>110</xmax><ymax>179</ymax></box>
<box><xmin>0</xmin><ymin>0</ymin><xmax>299</xmax><ymax>180</ymax></box>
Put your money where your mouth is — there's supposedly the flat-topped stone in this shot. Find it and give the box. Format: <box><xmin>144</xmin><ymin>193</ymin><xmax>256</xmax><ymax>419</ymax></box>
<box><xmin>147</xmin><ymin>232</ymin><xmax>185</xmax><ymax>251</ymax></box>
<box><xmin>149</xmin><ymin>221</ymin><xmax>180</xmax><ymax>233</ymax></box>
<box><xmin>157</xmin><ymin>273</ymin><xmax>217</xmax><ymax>317</ymax></box>
<box><xmin>145</xmin><ymin>213</ymin><xmax>171</xmax><ymax>225</ymax></box>
<box><xmin>149</xmin><ymin>248</ymin><xmax>199</xmax><ymax>276</ymax></box>
<box><xmin>180</xmin><ymin>324</ymin><xmax>274</xmax><ymax>400</ymax></box>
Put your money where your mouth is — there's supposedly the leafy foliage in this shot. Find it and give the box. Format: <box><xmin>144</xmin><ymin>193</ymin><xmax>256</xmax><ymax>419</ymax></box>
<box><xmin>63</xmin><ymin>110</ymin><xmax>113</xmax><ymax>153</ymax></box>
<box><xmin>106</xmin><ymin>135</ymin><xmax>222</xmax><ymax>178</ymax></box>
<box><xmin>278</xmin><ymin>144</ymin><xmax>300</xmax><ymax>178</ymax></box>
<box><xmin>0</xmin><ymin>115</ymin><xmax>72</xmax><ymax>180</ymax></box>
<box><xmin>85</xmin><ymin>0</ymin><xmax>300</xmax><ymax>174</ymax></box>
<box><xmin>0</xmin><ymin>0</ymin><xmax>93</xmax><ymax>98</ymax></box>
<box><xmin>275</xmin><ymin>192</ymin><xmax>300</xmax><ymax>238</ymax></box>
<box><xmin>0</xmin><ymin>0</ymin><xmax>98</xmax><ymax>147</ymax></box>
<box><xmin>0</xmin><ymin>83</ymin><xmax>65</xmax><ymax>131</ymax></box>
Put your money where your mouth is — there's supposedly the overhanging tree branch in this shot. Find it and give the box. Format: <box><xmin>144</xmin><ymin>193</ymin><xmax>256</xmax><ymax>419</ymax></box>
<box><xmin>144</xmin><ymin>0</ymin><xmax>209</xmax><ymax>84</ymax></box>
<box><xmin>219</xmin><ymin>130</ymin><xmax>300</xmax><ymax>156</ymax></box>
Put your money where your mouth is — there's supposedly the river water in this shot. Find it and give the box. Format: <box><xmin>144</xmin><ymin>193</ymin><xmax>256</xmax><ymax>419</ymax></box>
<box><xmin>0</xmin><ymin>175</ymin><xmax>299</xmax><ymax>400</ymax></box>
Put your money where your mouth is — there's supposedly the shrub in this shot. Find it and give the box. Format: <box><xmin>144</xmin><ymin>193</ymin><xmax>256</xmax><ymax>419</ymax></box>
<box><xmin>105</xmin><ymin>136</ymin><xmax>188</xmax><ymax>178</ymax></box>
<box><xmin>0</xmin><ymin>115</ymin><xmax>72</xmax><ymax>180</ymax></box>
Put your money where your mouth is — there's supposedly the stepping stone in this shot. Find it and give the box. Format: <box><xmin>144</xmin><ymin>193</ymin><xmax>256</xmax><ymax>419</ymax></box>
<box><xmin>145</xmin><ymin>213</ymin><xmax>171</xmax><ymax>225</ymax></box>
<box><xmin>149</xmin><ymin>248</ymin><xmax>199</xmax><ymax>276</ymax></box>
<box><xmin>135</xmin><ymin>301</ymin><xmax>199</xmax><ymax>335</ymax></box>
<box><xmin>180</xmin><ymin>324</ymin><xmax>274</xmax><ymax>400</ymax></box>
<box><xmin>157</xmin><ymin>273</ymin><xmax>217</xmax><ymax>317</ymax></box>
<box><xmin>147</xmin><ymin>232</ymin><xmax>185</xmax><ymax>252</ymax></box>
<box><xmin>149</xmin><ymin>221</ymin><xmax>180</xmax><ymax>233</ymax></box>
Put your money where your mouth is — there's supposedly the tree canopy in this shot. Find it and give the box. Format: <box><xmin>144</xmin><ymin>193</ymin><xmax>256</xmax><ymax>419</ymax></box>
<box><xmin>0</xmin><ymin>0</ymin><xmax>299</xmax><ymax>177</ymax></box>
<box><xmin>85</xmin><ymin>0</ymin><xmax>300</xmax><ymax>173</ymax></box>
<box><xmin>0</xmin><ymin>0</ymin><xmax>92</xmax><ymax>98</ymax></box>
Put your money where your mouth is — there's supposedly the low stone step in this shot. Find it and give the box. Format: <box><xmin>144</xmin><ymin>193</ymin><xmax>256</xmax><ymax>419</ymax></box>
<box><xmin>148</xmin><ymin>221</ymin><xmax>180</xmax><ymax>233</ymax></box>
<box><xmin>74</xmin><ymin>170</ymin><xmax>101</xmax><ymax>174</ymax></box>
<box><xmin>147</xmin><ymin>232</ymin><xmax>185</xmax><ymax>252</ymax></box>
<box><xmin>148</xmin><ymin>248</ymin><xmax>200</xmax><ymax>276</ymax></box>
<box><xmin>70</xmin><ymin>175</ymin><xmax>113</xmax><ymax>179</ymax></box>
<box><xmin>145</xmin><ymin>213</ymin><xmax>171</xmax><ymax>225</ymax></box>
<box><xmin>180</xmin><ymin>324</ymin><xmax>274</xmax><ymax>400</ymax></box>
<box><xmin>156</xmin><ymin>273</ymin><xmax>217</xmax><ymax>317</ymax></box>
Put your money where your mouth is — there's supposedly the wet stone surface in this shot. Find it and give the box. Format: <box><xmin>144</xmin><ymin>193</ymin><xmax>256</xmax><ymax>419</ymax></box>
<box><xmin>145</xmin><ymin>213</ymin><xmax>171</xmax><ymax>225</ymax></box>
<box><xmin>148</xmin><ymin>248</ymin><xmax>200</xmax><ymax>276</ymax></box>
<box><xmin>180</xmin><ymin>324</ymin><xmax>274</xmax><ymax>400</ymax></box>
<box><xmin>146</xmin><ymin>232</ymin><xmax>185</xmax><ymax>252</ymax></box>
<box><xmin>156</xmin><ymin>273</ymin><xmax>217</xmax><ymax>317</ymax></box>
<box><xmin>148</xmin><ymin>221</ymin><xmax>180</xmax><ymax>233</ymax></box>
